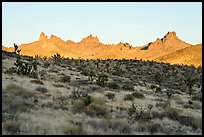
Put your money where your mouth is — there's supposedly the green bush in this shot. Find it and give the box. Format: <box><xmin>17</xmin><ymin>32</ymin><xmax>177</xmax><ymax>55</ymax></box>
<box><xmin>83</xmin><ymin>95</ymin><xmax>92</xmax><ymax>106</ymax></box>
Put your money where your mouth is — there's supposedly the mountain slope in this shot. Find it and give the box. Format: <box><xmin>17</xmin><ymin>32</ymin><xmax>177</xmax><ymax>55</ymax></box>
<box><xmin>155</xmin><ymin>44</ymin><xmax>202</xmax><ymax>67</ymax></box>
<box><xmin>2</xmin><ymin>31</ymin><xmax>201</xmax><ymax>67</ymax></box>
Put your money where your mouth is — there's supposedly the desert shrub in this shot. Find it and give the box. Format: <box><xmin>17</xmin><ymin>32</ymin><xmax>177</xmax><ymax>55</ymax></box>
<box><xmin>191</xmin><ymin>95</ymin><xmax>202</xmax><ymax>102</ymax></box>
<box><xmin>43</xmin><ymin>61</ymin><xmax>50</xmax><ymax>68</ymax></box>
<box><xmin>72</xmin><ymin>100</ymin><xmax>87</xmax><ymax>114</ymax></box>
<box><xmin>48</xmin><ymin>68</ymin><xmax>59</xmax><ymax>73</ymax></box>
<box><xmin>163</xmin><ymin>107</ymin><xmax>180</xmax><ymax>121</ymax></box>
<box><xmin>128</xmin><ymin>103</ymin><xmax>152</xmax><ymax>122</ymax></box>
<box><xmin>30</xmin><ymin>79</ymin><xmax>44</xmax><ymax>85</ymax></box>
<box><xmin>59</xmin><ymin>75</ymin><xmax>71</xmax><ymax>83</ymax></box>
<box><xmin>122</xmin><ymin>83</ymin><xmax>134</xmax><ymax>91</ymax></box>
<box><xmin>2</xmin><ymin>95</ymin><xmax>34</xmax><ymax>115</ymax></box>
<box><xmin>191</xmin><ymin>117</ymin><xmax>202</xmax><ymax>129</ymax></box>
<box><xmin>63</xmin><ymin>123</ymin><xmax>84</xmax><ymax>135</ymax></box>
<box><xmin>80</xmin><ymin>69</ymin><xmax>89</xmax><ymax>76</ymax></box>
<box><xmin>137</xmin><ymin>120</ymin><xmax>149</xmax><ymax>132</ymax></box>
<box><xmin>69</xmin><ymin>88</ymin><xmax>87</xmax><ymax>100</ymax></box>
<box><xmin>150</xmin><ymin>85</ymin><xmax>157</xmax><ymax>90</ymax></box>
<box><xmin>3</xmin><ymin>120</ymin><xmax>20</xmax><ymax>135</ymax></box>
<box><xmin>178</xmin><ymin>115</ymin><xmax>194</xmax><ymax>127</ymax></box>
<box><xmin>107</xmin><ymin>82</ymin><xmax>120</xmax><ymax>89</ymax></box>
<box><xmin>96</xmin><ymin>73</ymin><xmax>108</xmax><ymax>87</ymax></box>
<box><xmin>53</xmin><ymin>83</ymin><xmax>64</xmax><ymax>88</ymax></box>
<box><xmin>151</xmin><ymin>111</ymin><xmax>165</xmax><ymax>120</ymax></box>
<box><xmin>183</xmin><ymin>101</ymin><xmax>202</xmax><ymax>110</ymax></box>
<box><xmin>155</xmin><ymin>87</ymin><xmax>162</xmax><ymax>93</ymax></box>
<box><xmin>89</xmin><ymin>84</ymin><xmax>101</xmax><ymax>91</ymax></box>
<box><xmin>147</xmin><ymin>123</ymin><xmax>164</xmax><ymax>134</ymax></box>
<box><xmin>105</xmin><ymin>92</ymin><xmax>115</xmax><ymax>100</ymax></box>
<box><xmin>134</xmin><ymin>111</ymin><xmax>152</xmax><ymax>122</ymax></box>
<box><xmin>132</xmin><ymin>91</ymin><xmax>145</xmax><ymax>99</ymax></box>
<box><xmin>85</xmin><ymin>96</ymin><xmax>108</xmax><ymax>118</ymax></box>
<box><xmin>35</xmin><ymin>86</ymin><xmax>48</xmax><ymax>94</ymax></box>
<box><xmin>5</xmin><ymin>67</ymin><xmax>17</xmax><ymax>74</ymax></box>
<box><xmin>108</xmin><ymin>119</ymin><xmax>132</xmax><ymax>134</ymax></box>
<box><xmin>86</xmin><ymin>103</ymin><xmax>108</xmax><ymax>118</ymax></box>
<box><xmin>6</xmin><ymin>84</ymin><xmax>35</xmax><ymax>99</ymax></box>
<box><xmin>175</xmin><ymin>100</ymin><xmax>184</xmax><ymax>105</ymax></box>
<box><xmin>124</xmin><ymin>94</ymin><xmax>135</xmax><ymax>101</ymax></box>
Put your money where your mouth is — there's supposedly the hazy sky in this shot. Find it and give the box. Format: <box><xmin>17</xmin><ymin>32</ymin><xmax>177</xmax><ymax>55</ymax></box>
<box><xmin>2</xmin><ymin>2</ymin><xmax>202</xmax><ymax>47</ymax></box>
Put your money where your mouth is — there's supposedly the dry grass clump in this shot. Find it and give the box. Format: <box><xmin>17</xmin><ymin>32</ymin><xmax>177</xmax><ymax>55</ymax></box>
<box><xmin>124</xmin><ymin>94</ymin><xmax>135</xmax><ymax>101</ymax></box>
<box><xmin>63</xmin><ymin>123</ymin><xmax>84</xmax><ymax>135</ymax></box>
<box><xmin>132</xmin><ymin>91</ymin><xmax>145</xmax><ymax>99</ymax></box>
<box><xmin>107</xmin><ymin>82</ymin><xmax>120</xmax><ymax>89</ymax></box>
<box><xmin>5</xmin><ymin>67</ymin><xmax>17</xmax><ymax>74</ymax></box>
<box><xmin>178</xmin><ymin>115</ymin><xmax>202</xmax><ymax>129</ymax></box>
<box><xmin>86</xmin><ymin>96</ymin><xmax>108</xmax><ymax>118</ymax></box>
<box><xmin>72</xmin><ymin>100</ymin><xmax>87</xmax><ymax>114</ymax></box>
<box><xmin>3</xmin><ymin>120</ymin><xmax>21</xmax><ymax>135</ymax></box>
<box><xmin>151</xmin><ymin>111</ymin><xmax>165</xmax><ymax>120</ymax></box>
<box><xmin>84</xmin><ymin>118</ymin><xmax>132</xmax><ymax>134</ymax></box>
<box><xmin>124</xmin><ymin>91</ymin><xmax>145</xmax><ymax>101</ymax></box>
<box><xmin>53</xmin><ymin>83</ymin><xmax>64</xmax><ymax>88</ymax></box>
<box><xmin>6</xmin><ymin>83</ymin><xmax>35</xmax><ymax>99</ymax></box>
<box><xmin>122</xmin><ymin>83</ymin><xmax>134</xmax><ymax>91</ymax></box>
<box><xmin>183</xmin><ymin>101</ymin><xmax>202</xmax><ymax>109</ymax></box>
<box><xmin>163</xmin><ymin>107</ymin><xmax>180</xmax><ymax>121</ymax></box>
<box><xmin>191</xmin><ymin>95</ymin><xmax>202</xmax><ymax>102</ymax></box>
<box><xmin>86</xmin><ymin>103</ymin><xmax>107</xmax><ymax>118</ymax></box>
<box><xmin>108</xmin><ymin>119</ymin><xmax>132</xmax><ymax>134</ymax></box>
<box><xmin>72</xmin><ymin>96</ymin><xmax>108</xmax><ymax>118</ymax></box>
<box><xmin>30</xmin><ymin>79</ymin><xmax>44</xmax><ymax>85</ymax></box>
<box><xmin>137</xmin><ymin>120</ymin><xmax>149</xmax><ymax>132</ymax></box>
<box><xmin>191</xmin><ymin>117</ymin><xmax>202</xmax><ymax>129</ymax></box>
<box><xmin>105</xmin><ymin>92</ymin><xmax>115</xmax><ymax>100</ymax></box>
<box><xmin>59</xmin><ymin>75</ymin><xmax>71</xmax><ymax>83</ymax></box>
<box><xmin>147</xmin><ymin>123</ymin><xmax>164</xmax><ymax>134</ymax></box>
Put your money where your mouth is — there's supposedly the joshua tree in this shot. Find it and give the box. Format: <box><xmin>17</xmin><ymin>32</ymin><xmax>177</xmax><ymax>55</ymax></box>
<box><xmin>185</xmin><ymin>77</ymin><xmax>198</xmax><ymax>95</ymax></box>
<box><xmin>88</xmin><ymin>70</ymin><xmax>94</xmax><ymax>81</ymax></box>
<box><xmin>14</xmin><ymin>43</ymin><xmax>21</xmax><ymax>54</ymax></box>
<box><xmin>51</xmin><ymin>53</ymin><xmax>62</xmax><ymax>63</ymax></box>
<box><xmin>14</xmin><ymin>43</ymin><xmax>18</xmax><ymax>53</ymax></box>
<box><xmin>154</xmin><ymin>73</ymin><xmax>163</xmax><ymax>87</ymax></box>
<box><xmin>96</xmin><ymin>73</ymin><xmax>108</xmax><ymax>87</ymax></box>
<box><xmin>166</xmin><ymin>92</ymin><xmax>172</xmax><ymax>107</ymax></box>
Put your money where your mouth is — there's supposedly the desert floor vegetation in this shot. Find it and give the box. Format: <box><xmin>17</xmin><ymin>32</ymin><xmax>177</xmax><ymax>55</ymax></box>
<box><xmin>2</xmin><ymin>51</ymin><xmax>202</xmax><ymax>135</ymax></box>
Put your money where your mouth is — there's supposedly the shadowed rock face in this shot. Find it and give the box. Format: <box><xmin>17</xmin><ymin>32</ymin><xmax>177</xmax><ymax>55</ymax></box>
<box><xmin>2</xmin><ymin>31</ymin><xmax>202</xmax><ymax>67</ymax></box>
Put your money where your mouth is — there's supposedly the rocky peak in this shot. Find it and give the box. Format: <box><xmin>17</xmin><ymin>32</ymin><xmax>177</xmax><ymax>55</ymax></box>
<box><xmin>39</xmin><ymin>32</ymin><xmax>48</xmax><ymax>41</ymax></box>
<box><xmin>162</xmin><ymin>31</ymin><xmax>178</xmax><ymax>42</ymax></box>
<box><xmin>80</xmin><ymin>34</ymin><xmax>100</xmax><ymax>44</ymax></box>
<box><xmin>66</xmin><ymin>40</ymin><xmax>75</xmax><ymax>44</ymax></box>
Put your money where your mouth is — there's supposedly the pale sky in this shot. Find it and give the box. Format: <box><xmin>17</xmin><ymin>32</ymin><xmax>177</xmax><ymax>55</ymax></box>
<box><xmin>2</xmin><ymin>2</ymin><xmax>202</xmax><ymax>47</ymax></box>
